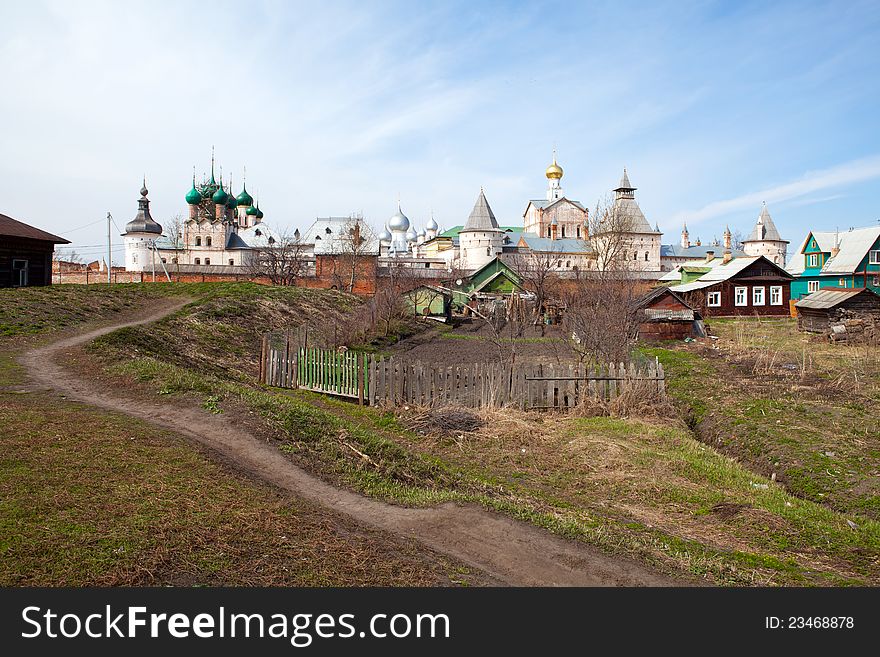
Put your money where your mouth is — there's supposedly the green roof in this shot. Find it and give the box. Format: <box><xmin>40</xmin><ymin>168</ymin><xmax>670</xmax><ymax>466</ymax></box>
<box><xmin>440</xmin><ymin>225</ymin><xmax>523</xmax><ymax>238</ymax></box>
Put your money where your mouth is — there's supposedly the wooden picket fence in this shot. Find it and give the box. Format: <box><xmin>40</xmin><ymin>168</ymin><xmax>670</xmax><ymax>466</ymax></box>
<box><xmin>260</xmin><ymin>333</ymin><xmax>665</xmax><ymax>410</ymax></box>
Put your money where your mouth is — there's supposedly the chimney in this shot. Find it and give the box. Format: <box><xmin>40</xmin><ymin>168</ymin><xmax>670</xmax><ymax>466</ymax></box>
<box><xmin>705</xmin><ymin>250</ymin><xmax>715</xmax><ymax>263</ymax></box>
<box><xmin>722</xmin><ymin>250</ymin><xmax>732</xmax><ymax>264</ymax></box>
<box><xmin>551</xmin><ymin>222</ymin><xmax>558</xmax><ymax>240</ymax></box>
<box><xmin>831</xmin><ymin>245</ymin><xmax>840</xmax><ymax>258</ymax></box>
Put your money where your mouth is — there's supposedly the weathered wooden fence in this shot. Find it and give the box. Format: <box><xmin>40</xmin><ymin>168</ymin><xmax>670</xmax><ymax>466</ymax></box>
<box><xmin>260</xmin><ymin>333</ymin><xmax>665</xmax><ymax>410</ymax></box>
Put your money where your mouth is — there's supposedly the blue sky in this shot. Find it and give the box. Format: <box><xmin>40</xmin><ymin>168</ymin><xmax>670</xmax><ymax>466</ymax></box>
<box><xmin>1</xmin><ymin>0</ymin><xmax>879</xmax><ymax>264</ymax></box>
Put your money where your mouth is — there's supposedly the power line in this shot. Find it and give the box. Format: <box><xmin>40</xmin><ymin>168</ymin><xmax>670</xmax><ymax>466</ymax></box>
<box><xmin>59</xmin><ymin>217</ymin><xmax>106</xmax><ymax>235</ymax></box>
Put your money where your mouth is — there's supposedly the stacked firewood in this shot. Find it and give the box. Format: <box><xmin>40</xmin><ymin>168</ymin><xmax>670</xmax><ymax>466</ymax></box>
<box><xmin>828</xmin><ymin>310</ymin><xmax>878</xmax><ymax>343</ymax></box>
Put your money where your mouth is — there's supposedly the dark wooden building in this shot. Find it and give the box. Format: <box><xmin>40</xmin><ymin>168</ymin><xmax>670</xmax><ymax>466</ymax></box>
<box><xmin>0</xmin><ymin>213</ymin><xmax>70</xmax><ymax>287</ymax></box>
<box><xmin>669</xmin><ymin>255</ymin><xmax>793</xmax><ymax>317</ymax></box>
<box><xmin>637</xmin><ymin>286</ymin><xmax>700</xmax><ymax>340</ymax></box>
<box><xmin>795</xmin><ymin>287</ymin><xmax>880</xmax><ymax>333</ymax></box>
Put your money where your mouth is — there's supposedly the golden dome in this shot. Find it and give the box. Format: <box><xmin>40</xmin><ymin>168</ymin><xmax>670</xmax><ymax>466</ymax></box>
<box><xmin>545</xmin><ymin>155</ymin><xmax>563</xmax><ymax>180</ymax></box>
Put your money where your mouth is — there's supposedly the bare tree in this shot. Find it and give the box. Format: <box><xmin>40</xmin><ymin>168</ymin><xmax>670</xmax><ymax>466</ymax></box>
<box><xmin>562</xmin><ymin>196</ymin><xmax>644</xmax><ymax>366</ymax></box>
<box><xmin>164</xmin><ymin>213</ymin><xmax>185</xmax><ymax>272</ymax></box>
<box><xmin>246</xmin><ymin>229</ymin><xmax>310</xmax><ymax>285</ymax></box>
<box><xmin>328</xmin><ymin>215</ymin><xmax>377</xmax><ymax>294</ymax></box>
<box><xmin>511</xmin><ymin>248</ymin><xmax>561</xmax><ymax>334</ymax></box>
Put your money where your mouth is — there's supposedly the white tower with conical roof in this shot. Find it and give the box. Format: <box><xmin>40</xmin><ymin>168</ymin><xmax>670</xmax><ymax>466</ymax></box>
<box><xmin>743</xmin><ymin>202</ymin><xmax>788</xmax><ymax>266</ymax></box>
<box><xmin>123</xmin><ymin>180</ymin><xmax>163</xmax><ymax>272</ymax></box>
<box><xmin>458</xmin><ymin>188</ymin><xmax>503</xmax><ymax>271</ymax></box>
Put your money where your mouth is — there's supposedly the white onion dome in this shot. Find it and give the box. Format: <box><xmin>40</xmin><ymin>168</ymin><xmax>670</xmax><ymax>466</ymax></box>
<box><xmin>378</xmin><ymin>227</ymin><xmax>392</xmax><ymax>242</ymax></box>
<box><xmin>405</xmin><ymin>226</ymin><xmax>418</xmax><ymax>242</ymax></box>
<box><xmin>426</xmin><ymin>216</ymin><xmax>439</xmax><ymax>231</ymax></box>
<box><xmin>388</xmin><ymin>205</ymin><xmax>410</xmax><ymax>232</ymax></box>
<box><xmin>417</xmin><ymin>228</ymin><xmax>426</xmax><ymax>238</ymax></box>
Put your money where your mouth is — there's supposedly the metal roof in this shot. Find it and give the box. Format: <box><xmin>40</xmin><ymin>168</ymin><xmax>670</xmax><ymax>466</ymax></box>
<box><xmin>744</xmin><ymin>203</ymin><xmax>786</xmax><ymax>243</ymax></box>
<box><xmin>787</xmin><ymin>226</ymin><xmax>880</xmax><ymax>275</ymax></box>
<box><xmin>300</xmin><ymin>216</ymin><xmax>380</xmax><ymax>254</ymax></box>
<box><xmin>661</xmin><ymin>244</ymin><xmax>746</xmax><ymax>258</ymax></box>
<box><xmin>668</xmin><ymin>255</ymin><xmax>789</xmax><ymax>292</ymax></box>
<box><xmin>526</xmin><ymin>197</ymin><xmax>587</xmax><ymax>212</ymax></box>
<box><xmin>0</xmin><ymin>213</ymin><xmax>69</xmax><ymax>243</ymax></box>
<box><xmin>794</xmin><ymin>287</ymin><xmax>880</xmax><ymax>310</ymax></box>
<box><xmin>462</xmin><ymin>189</ymin><xmax>500</xmax><ymax>231</ymax></box>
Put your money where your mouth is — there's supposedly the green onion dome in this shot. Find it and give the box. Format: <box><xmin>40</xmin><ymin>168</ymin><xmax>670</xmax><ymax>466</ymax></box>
<box><xmin>236</xmin><ymin>184</ymin><xmax>254</xmax><ymax>207</ymax></box>
<box><xmin>256</xmin><ymin>206</ymin><xmax>264</xmax><ymax>219</ymax></box>
<box><xmin>226</xmin><ymin>192</ymin><xmax>237</xmax><ymax>209</ymax></box>
<box><xmin>246</xmin><ymin>204</ymin><xmax>259</xmax><ymax>216</ymax></box>
<box><xmin>212</xmin><ymin>185</ymin><xmax>229</xmax><ymax>205</ymax></box>
<box><xmin>185</xmin><ymin>183</ymin><xmax>201</xmax><ymax>205</ymax></box>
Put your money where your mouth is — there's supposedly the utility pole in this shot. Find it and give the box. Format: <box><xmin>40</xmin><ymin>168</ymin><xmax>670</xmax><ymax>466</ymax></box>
<box><xmin>106</xmin><ymin>212</ymin><xmax>112</xmax><ymax>283</ymax></box>
<box><xmin>151</xmin><ymin>240</ymin><xmax>156</xmax><ymax>282</ymax></box>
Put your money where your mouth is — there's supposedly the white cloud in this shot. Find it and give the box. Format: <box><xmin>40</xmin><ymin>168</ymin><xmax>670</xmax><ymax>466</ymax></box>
<box><xmin>671</xmin><ymin>155</ymin><xmax>880</xmax><ymax>225</ymax></box>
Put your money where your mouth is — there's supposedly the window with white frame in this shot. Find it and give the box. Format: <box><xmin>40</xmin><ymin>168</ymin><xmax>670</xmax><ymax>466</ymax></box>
<box><xmin>753</xmin><ymin>286</ymin><xmax>765</xmax><ymax>305</ymax></box>
<box><xmin>808</xmin><ymin>254</ymin><xmax>818</xmax><ymax>267</ymax></box>
<box><xmin>735</xmin><ymin>287</ymin><xmax>748</xmax><ymax>306</ymax></box>
<box><xmin>808</xmin><ymin>280</ymin><xmax>820</xmax><ymax>293</ymax></box>
<box><xmin>770</xmin><ymin>286</ymin><xmax>782</xmax><ymax>305</ymax></box>
<box><xmin>839</xmin><ymin>278</ymin><xmax>847</xmax><ymax>287</ymax></box>
<box><xmin>708</xmin><ymin>291</ymin><xmax>721</xmax><ymax>307</ymax></box>
<box><xmin>869</xmin><ymin>250</ymin><xmax>880</xmax><ymax>264</ymax></box>
<box><xmin>874</xmin><ymin>277</ymin><xmax>880</xmax><ymax>287</ymax></box>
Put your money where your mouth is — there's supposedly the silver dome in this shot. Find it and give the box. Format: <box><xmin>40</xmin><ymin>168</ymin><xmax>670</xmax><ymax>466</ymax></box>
<box><xmin>378</xmin><ymin>227</ymin><xmax>392</xmax><ymax>242</ymax></box>
<box><xmin>417</xmin><ymin>228</ymin><xmax>426</xmax><ymax>237</ymax></box>
<box><xmin>426</xmin><ymin>216</ymin><xmax>439</xmax><ymax>231</ymax></box>
<box><xmin>388</xmin><ymin>206</ymin><xmax>410</xmax><ymax>232</ymax></box>
<box><xmin>405</xmin><ymin>227</ymin><xmax>418</xmax><ymax>242</ymax></box>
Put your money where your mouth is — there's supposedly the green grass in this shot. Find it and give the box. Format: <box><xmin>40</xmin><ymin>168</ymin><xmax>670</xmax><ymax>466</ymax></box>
<box><xmin>639</xmin><ymin>332</ymin><xmax>880</xmax><ymax>522</ymax></box>
<box><xmin>14</xmin><ymin>283</ymin><xmax>879</xmax><ymax>586</ymax></box>
<box><xmin>0</xmin><ymin>390</ymin><xmax>472</xmax><ymax>586</ymax></box>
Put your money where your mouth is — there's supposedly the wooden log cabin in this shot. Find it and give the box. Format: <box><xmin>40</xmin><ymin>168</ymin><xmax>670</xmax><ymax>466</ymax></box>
<box><xmin>668</xmin><ymin>254</ymin><xmax>793</xmax><ymax>318</ymax></box>
<box><xmin>636</xmin><ymin>286</ymin><xmax>700</xmax><ymax>340</ymax></box>
<box><xmin>0</xmin><ymin>213</ymin><xmax>70</xmax><ymax>287</ymax></box>
<box><xmin>794</xmin><ymin>287</ymin><xmax>880</xmax><ymax>333</ymax></box>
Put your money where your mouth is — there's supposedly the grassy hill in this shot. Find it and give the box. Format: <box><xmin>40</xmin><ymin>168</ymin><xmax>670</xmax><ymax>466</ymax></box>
<box><xmin>72</xmin><ymin>283</ymin><xmax>880</xmax><ymax>586</ymax></box>
<box><xmin>0</xmin><ymin>283</ymin><xmax>479</xmax><ymax>586</ymax></box>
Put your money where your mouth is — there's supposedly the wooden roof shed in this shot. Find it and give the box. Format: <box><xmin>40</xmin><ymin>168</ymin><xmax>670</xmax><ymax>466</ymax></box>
<box><xmin>636</xmin><ymin>286</ymin><xmax>701</xmax><ymax>340</ymax></box>
<box><xmin>0</xmin><ymin>213</ymin><xmax>70</xmax><ymax>287</ymax></box>
<box><xmin>794</xmin><ymin>287</ymin><xmax>880</xmax><ymax>333</ymax></box>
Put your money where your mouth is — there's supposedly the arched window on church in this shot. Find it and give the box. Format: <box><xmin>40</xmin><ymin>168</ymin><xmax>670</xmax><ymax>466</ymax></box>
<box><xmin>195</xmin><ymin>258</ymin><xmax>201</xmax><ymax>265</ymax></box>
<box><xmin>547</xmin><ymin>227</ymin><xmax>551</xmax><ymax>238</ymax></box>
<box><xmin>576</xmin><ymin>226</ymin><xmax>581</xmax><ymax>238</ymax></box>
<box><xmin>486</xmin><ymin>247</ymin><xmax>491</xmax><ymax>256</ymax></box>
<box><xmin>195</xmin><ymin>236</ymin><xmax>201</xmax><ymax>246</ymax></box>
<box><xmin>561</xmin><ymin>226</ymin><xmax>566</xmax><ymax>238</ymax></box>
<box><xmin>206</xmin><ymin>237</ymin><xmax>212</xmax><ymax>247</ymax></box>
<box><xmin>205</xmin><ymin>258</ymin><xmax>210</xmax><ymax>265</ymax></box>
<box><xmin>633</xmin><ymin>252</ymin><xmax>638</xmax><ymax>261</ymax></box>
<box><xmin>644</xmin><ymin>252</ymin><xmax>649</xmax><ymax>261</ymax></box>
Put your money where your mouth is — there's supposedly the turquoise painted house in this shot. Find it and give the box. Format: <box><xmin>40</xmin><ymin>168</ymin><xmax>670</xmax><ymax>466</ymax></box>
<box><xmin>787</xmin><ymin>226</ymin><xmax>880</xmax><ymax>300</ymax></box>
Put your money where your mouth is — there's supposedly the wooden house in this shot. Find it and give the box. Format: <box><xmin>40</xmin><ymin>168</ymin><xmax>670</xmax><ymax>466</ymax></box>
<box><xmin>637</xmin><ymin>286</ymin><xmax>701</xmax><ymax>340</ymax></box>
<box><xmin>402</xmin><ymin>285</ymin><xmax>452</xmax><ymax>322</ymax></box>
<box><xmin>794</xmin><ymin>287</ymin><xmax>880</xmax><ymax>333</ymax></box>
<box><xmin>0</xmin><ymin>213</ymin><xmax>69</xmax><ymax>287</ymax></box>
<box><xmin>668</xmin><ymin>254</ymin><xmax>793</xmax><ymax>317</ymax></box>
<box><xmin>449</xmin><ymin>257</ymin><xmax>524</xmax><ymax>309</ymax></box>
<box><xmin>787</xmin><ymin>226</ymin><xmax>880</xmax><ymax>300</ymax></box>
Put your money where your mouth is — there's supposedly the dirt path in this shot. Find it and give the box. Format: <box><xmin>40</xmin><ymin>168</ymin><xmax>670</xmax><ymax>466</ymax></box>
<box><xmin>20</xmin><ymin>301</ymin><xmax>684</xmax><ymax>586</ymax></box>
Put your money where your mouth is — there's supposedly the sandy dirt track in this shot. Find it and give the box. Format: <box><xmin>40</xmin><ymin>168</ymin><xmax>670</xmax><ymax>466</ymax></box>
<box><xmin>20</xmin><ymin>300</ymin><xmax>685</xmax><ymax>587</ymax></box>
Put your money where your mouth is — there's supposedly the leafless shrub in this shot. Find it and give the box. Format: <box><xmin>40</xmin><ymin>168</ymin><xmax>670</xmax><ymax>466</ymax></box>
<box><xmin>246</xmin><ymin>228</ymin><xmax>310</xmax><ymax>285</ymax></box>
<box><xmin>403</xmin><ymin>406</ymin><xmax>485</xmax><ymax>437</ymax></box>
